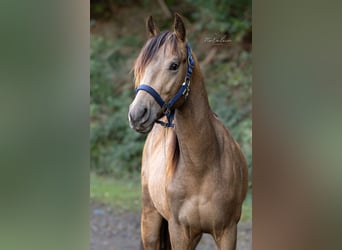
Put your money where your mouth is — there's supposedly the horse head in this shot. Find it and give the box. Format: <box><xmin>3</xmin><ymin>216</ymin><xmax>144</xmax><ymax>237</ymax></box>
<box><xmin>128</xmin><ymin>14</ymin><xmax>192</xmax><ymax>133</ymax></box>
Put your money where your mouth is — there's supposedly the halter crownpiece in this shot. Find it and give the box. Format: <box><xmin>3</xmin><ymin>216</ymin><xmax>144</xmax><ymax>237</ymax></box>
<box><xmin>136</xmin><ymin>43</ymin><xmax>194</xmax><ymax>128</ymax></box>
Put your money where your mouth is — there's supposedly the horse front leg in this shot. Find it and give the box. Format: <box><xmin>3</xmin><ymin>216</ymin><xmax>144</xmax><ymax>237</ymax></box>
<box><xmin>215</xmin><ymin>223</ymin><xmax>237</xmax><ymax>250</ymax></box>
<box><xmin>141</xmin><ymin>186</ymin><xmax>163</xmax><ymax>249</ymax></box>
<box><xmin>141</xmin><ymin>208</ymin><xmax>163</xmax><ymax>249</ymax></box>
<box><xmin>168</xmin><ymin>220</ymin><xmax>201</xmax><ymax>250</ymax></box>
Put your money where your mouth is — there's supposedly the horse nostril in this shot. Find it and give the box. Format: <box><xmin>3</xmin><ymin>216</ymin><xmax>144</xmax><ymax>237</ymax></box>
<box><xmin>142</xmin><ymin>107</ymin><xmax>148</xmax><ymax>117</ymax></box>
<box><xmin>140</xmin><ymin>107</ymin><xmax>150</xmax><ymax>122</ymax></box>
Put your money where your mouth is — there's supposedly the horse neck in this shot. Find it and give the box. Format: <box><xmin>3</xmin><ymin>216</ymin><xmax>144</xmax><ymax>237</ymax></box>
<box><xmin>174</xmin><ymin>63</ymin><xmax>220</xmax><ymax>168</ymax></box>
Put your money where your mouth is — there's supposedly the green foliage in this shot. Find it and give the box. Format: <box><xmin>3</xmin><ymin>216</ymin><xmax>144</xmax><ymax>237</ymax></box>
<box><xmin>91</xmin><ymin>0</ymin><xmax>147</xmax><ymax>19</ymax></box>
<box><xmin>90</xmin><ymin>35</ymin><xmax>145</xmax><ymax>176</ymax></box>
<box><xmin>186</xmin><ymin>0</ymin><xmax>251</xmax><ymax>40</ymax></box>
<box><xmin>90</xmin><ymin>36</ymin><xmax>113</xmax><ymax>104</ymax></box>
<box><xmin>207</xmin><ymin>51</ymin><xmax>252</xmax><ymax>178</ymax></box>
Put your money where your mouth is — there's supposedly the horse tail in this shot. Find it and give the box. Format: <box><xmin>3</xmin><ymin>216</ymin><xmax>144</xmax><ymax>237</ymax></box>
<box><xmin>159</xmin><ymin>218</ymin><xmax>171</xmax><ymax>250</ymax></box>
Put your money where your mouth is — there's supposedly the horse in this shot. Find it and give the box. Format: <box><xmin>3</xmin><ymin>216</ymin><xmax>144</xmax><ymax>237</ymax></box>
<box><xmin>128</xmin><ymin>13</ymin><xmax>248</xmax><ymax>250</ymax></box>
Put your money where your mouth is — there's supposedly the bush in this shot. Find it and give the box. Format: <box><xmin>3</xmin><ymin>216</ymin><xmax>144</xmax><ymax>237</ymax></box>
<box><xmin>90</xmin><ymin>35</ymin><xmax>145</xmax><ymax>176</ymax></box>
<box><xmin>206</xmin><ymin>51</ymin><xmax>252</xmax><ymax>179</ymax></box>
<box><xmin>186</xmin><ymin>0</ymin><xmax>251</xmax><ymax>40</ymax></box>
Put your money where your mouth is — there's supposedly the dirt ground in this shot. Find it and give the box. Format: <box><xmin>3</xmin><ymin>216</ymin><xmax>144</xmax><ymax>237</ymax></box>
<box><xmin>91</xmin><ymin>201</ymin><xmax>251</xmax><ymax>250</ymax></box>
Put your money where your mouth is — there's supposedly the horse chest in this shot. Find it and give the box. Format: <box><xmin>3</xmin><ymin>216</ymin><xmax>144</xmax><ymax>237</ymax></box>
<box><xmin>176</xmin><ymin>191</ymin><xmax>227</xmax><ymax>231</ymax></box>
<box><xmin>147</xmin><ymin>159</ymin><xmax>169</xmax><ymax>218</ymax></box>
<box><xmin>167</xmin><ymin>176</ymin><xmax>230</xmax><ymax>231</ymax></box>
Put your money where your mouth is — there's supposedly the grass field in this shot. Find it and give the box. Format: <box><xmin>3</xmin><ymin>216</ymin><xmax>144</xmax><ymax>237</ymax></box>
<box><xmin>90</xmin><ymin>173</ymin><xmax>142</xmax><ymax>211</ymax></box>
<box><xmin>90</xmin><ymin>173</ymin><xmax>252</xmax><ymax>221</ymax></box>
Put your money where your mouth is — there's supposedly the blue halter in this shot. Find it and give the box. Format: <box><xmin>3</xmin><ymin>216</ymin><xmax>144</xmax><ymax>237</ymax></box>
<box><xmin>135</xmin><ymin>43</ymin><xmax>194</xmax><ymax>128</ymax></box>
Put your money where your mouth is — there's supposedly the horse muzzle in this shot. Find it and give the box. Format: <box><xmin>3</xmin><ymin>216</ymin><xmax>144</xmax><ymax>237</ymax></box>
<box><xmin>128</xmin><ymin>96</ymin><xmax>160</xmax><ymax>133</ymax></box>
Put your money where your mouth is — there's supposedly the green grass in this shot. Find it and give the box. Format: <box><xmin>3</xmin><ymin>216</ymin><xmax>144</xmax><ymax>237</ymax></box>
<box><xmin>90</xmin><ymin>173</ymin><xmax>252</xmax><ymax>221</ymax></box>
<box><xmin>90</xmin><ymin>173</ymin><xmax>142</xmax><ymax>211</ymax></box>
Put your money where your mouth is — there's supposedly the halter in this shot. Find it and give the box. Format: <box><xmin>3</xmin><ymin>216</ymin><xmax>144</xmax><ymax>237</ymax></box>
<box><xmin>135</xmin><ymin>43</ymin><xmax>194</xmax><ymax>128</ymax></box>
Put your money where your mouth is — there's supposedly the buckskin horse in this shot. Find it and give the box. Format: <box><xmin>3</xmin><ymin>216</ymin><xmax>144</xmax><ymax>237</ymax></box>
<box><xmin>128</xmin><ymin>13</ymin><xmax>248</xmax><ymax>250</ymax></box>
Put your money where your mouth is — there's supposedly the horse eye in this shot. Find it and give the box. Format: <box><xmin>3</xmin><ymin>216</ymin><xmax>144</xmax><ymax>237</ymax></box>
<box><xmin>169</xmin><ymin>62</ymin><xmax>179</xmax><ymax>71</ymax></box>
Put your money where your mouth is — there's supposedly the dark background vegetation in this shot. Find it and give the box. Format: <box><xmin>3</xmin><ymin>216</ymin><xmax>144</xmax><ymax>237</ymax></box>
<box><xmin>2</xmin><ymin>1</ymin><xmax>341</xmax><ymax>250</ymax></box>
<box><xmin>90</xmin><ymin>0</ymin><xmax>252</xmax><ymax>185</ymax></box>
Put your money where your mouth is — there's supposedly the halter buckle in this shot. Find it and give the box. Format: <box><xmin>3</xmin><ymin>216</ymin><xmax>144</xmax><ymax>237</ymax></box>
<box><xmin>182</xmin><ymin>80</ymin><xmax>191</xmax><ymax>98</ymax></box>
<box><xmin>161</xmin><ymin>103</ymin><xmax>171</xmax><ymax>116</ymax></box>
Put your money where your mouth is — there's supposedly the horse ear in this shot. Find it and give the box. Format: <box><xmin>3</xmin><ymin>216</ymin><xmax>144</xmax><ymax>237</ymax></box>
<box><xmin>146</xmin><ymin>16</ymin><xmax>159</xmax><ymax>38</ymax></box>
<box><xmin>173</xmin><ymin>13</ymin><xmax>186</xmax><ymax>42</ymax></box>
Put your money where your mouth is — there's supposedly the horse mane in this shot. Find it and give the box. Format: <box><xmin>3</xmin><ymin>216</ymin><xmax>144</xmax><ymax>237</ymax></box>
<box><xmin>134</xmin><ymin>31</ymin><xmax>179</xmax><ymax>87</ymax></box>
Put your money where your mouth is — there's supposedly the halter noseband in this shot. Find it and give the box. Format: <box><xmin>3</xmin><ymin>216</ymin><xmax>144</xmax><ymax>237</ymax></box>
<box><xmin>135</xmin><ymin>43</ymin><xmax>194</xmax><ymax>128</ymax></box>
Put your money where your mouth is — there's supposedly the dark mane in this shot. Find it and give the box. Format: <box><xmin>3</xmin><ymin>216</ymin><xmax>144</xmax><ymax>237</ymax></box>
<box><xmin>134</xmin><ymin>31</ymin><xmax>178</xmax><ymax>87</ymax></box>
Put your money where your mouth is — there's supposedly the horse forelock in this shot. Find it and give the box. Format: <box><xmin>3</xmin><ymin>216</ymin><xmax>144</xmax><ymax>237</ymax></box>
<box><xmin>133</xmin><ymin>31</ymin><xmax>179</xmax><ymax>88</ymax></box>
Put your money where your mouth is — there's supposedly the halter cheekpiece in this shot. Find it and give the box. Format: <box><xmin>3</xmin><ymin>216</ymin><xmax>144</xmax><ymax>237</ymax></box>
<box><xmin>135</xmin><ymin>43</ymin><xmax>194</xmax><ymax>128</ymax></box>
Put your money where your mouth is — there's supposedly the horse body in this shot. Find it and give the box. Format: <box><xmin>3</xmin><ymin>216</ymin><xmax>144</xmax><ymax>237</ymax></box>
<box><xmin>129</xmin><ymin>14</ymin><xmax>248</xmax><ymax>250</ymax></box>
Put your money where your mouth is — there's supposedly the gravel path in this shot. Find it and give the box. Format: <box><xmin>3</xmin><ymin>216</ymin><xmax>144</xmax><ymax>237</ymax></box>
<box><xmin>91</xmin><ymin>202</ymin><xmax>251</xmax><ymax>250</ymax></box>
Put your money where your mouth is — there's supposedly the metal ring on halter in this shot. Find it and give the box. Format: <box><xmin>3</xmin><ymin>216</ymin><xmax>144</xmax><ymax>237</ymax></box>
<box><xmin>161</xmin><ymin>103</ymin><xmax>171</xmax><ymax>116</ymax></box>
